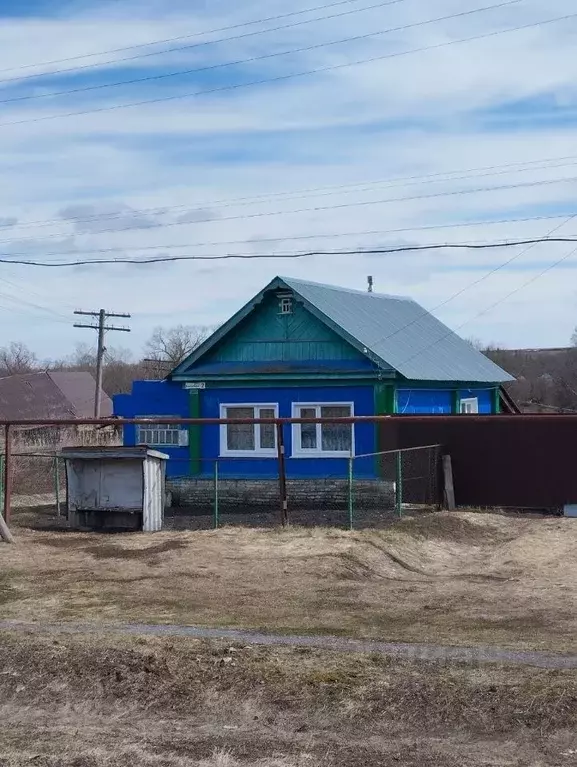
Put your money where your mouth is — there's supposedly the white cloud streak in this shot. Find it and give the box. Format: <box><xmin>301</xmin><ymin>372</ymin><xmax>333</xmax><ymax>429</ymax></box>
<box><xmin>0</xmin><ymin>0</ymin><xmax>575</xmax><ymax>355</ymax></box>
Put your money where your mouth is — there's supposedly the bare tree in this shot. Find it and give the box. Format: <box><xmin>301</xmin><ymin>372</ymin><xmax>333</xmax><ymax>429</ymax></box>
<box><xmin>50</xmin><ymin>343</ymin><xmax>144</xmax><ymax>396</ymax></box>
<box><xmin>144</xmin><ymin>324</ymin><xmax>213</xmax><ymax>367</ymax></box>
<box><xmin>67</xmin><ymin>342</ymin><xmax>96</xmax><ymax>368</ymax></box>
<box><xmin>467</xmin><ymin>337</ymin><xmax>502</xmax><ymax>353</ymax></box>
<box><xmin>0</xmin><ymin>341</ymin><xmax>38</xmax><ymax>376</ymax></box>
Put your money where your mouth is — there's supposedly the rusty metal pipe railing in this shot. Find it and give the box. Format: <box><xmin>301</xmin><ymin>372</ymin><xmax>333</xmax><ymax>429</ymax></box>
<box><xmin>0</xmin><ymin>414</ymin><xmax>568</xmax><ymax>427</ymax></box>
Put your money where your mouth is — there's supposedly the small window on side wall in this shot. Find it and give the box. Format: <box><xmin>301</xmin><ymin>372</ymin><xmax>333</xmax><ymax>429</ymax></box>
<box><xmin>460</xmin><ymin>398</ymin><xmax>479</xmax><ymax>414</ymax></box>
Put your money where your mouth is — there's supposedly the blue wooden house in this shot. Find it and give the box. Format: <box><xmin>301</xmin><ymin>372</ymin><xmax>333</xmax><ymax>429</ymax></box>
<box><xmin>114</xmin><ymin>276</ymin><xmax>514</xmax><ymax>480</ymax></box>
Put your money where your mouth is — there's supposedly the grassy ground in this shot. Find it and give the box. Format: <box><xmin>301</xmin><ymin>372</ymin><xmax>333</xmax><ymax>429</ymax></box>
<box><xmin>2</xmin><ymin>508</ymin><xmax>577</xmax><ymax>765</ymax></box>
<box><xmin>1</xmin><ymin>507</ymin><xmax>576</xmax><ymax>652</ymax></box>
<box><xmin>1</xmin><ymin>630</ymin><xmax>577</xmax><ymax>766</ymax></box>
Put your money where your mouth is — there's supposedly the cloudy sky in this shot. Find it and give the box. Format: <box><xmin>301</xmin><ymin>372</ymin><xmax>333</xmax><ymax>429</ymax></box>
<box><xmin>0</xmin><ymin>0</ymin><xmax>576</xmax><ymax>358</ymax></box>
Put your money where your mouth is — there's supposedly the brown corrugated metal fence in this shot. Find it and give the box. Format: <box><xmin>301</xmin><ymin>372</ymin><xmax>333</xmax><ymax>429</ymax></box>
<box><xmin>379</xmin><ymin>415</ymin><xmax>577</xmax><ymax>509</ymax></box>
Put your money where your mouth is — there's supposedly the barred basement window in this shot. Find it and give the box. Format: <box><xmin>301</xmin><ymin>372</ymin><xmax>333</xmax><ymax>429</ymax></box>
<box><xmin>136</xmin><ymin>418</ymin><xmax>188</xmax><ymax>447</ymax></box>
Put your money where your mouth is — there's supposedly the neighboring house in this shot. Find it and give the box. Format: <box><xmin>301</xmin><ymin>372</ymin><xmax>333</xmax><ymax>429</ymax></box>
<box><xmin>0</xmin><ymin>371</ymin><xmax>116</xmax><ymax>449</ymax></box>
<box><xmin>0</xmin><ymin>371</ymin><xmax>112</xmax><ymax>419</ymax></box>
<box><xmin>114</xmin><ymin>276</ymin><xmax>514</xmax><ymax>480</ymax></box>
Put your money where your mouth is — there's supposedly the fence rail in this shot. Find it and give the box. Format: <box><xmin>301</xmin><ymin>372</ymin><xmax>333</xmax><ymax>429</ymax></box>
<box><xmin>3</xmin><ymin>413</ymin><xmax>574</xmax><ymax>537</ymax></box>
<box><xmin>0</xmin><ymin>417</ymin><xmax>445</xmax><ymax>533</ymax></box>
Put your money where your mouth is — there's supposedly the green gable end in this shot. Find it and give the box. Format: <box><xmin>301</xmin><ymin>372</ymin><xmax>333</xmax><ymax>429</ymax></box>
<box><xmin>202</xmin><ymin>292</ymin><xmax>367</xmax><ymax>365</ymax></box>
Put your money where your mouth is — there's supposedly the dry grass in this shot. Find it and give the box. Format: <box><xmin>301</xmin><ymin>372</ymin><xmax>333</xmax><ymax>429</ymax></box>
<box><xmin>4</xmin><ymin>509</ymin><xmax>577</xmax><ymax>765</ymax></box>
<box><xmin>1</xmin><ymin>630</ymin><xmax>577</xmax><ymax>766</ymax></box>
<box><xmin>2</xmin><ymin>509</ymin><xmax>576</xmax><ymax>652</ymax></box>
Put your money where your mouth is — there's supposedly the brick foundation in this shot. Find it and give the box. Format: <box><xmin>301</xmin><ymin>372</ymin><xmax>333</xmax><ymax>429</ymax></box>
<box><xmin>167</xmin><ymin>477</ymin><xmax>394</xmax><ymax>512</ymax></box>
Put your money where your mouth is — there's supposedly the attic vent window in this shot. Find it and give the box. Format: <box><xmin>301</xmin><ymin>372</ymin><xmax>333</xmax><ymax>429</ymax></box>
<box><xmin>279</xmin><ymin>296</ymin><xmax>293</xmax><ymax>315</ymax></box>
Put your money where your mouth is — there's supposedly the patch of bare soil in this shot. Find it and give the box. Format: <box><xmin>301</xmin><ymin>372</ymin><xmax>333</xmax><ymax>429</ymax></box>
<box><xmin>2</xmin><ymin>508</ymin><xmax>575</xmax><ymax>652</ymax></box>
<box><xmin>1</xmin><ymin>631</ymin><xmax>577</xmax><ymax>766</ymax></box>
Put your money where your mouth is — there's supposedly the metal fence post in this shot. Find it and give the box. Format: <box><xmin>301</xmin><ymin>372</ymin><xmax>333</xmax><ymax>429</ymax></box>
<box><xmin>276</xmin><ymin>422</ymin><xmax>288</xmax><ymax>527</ymax></box>
<box><xmin>53</xmin><ymin>456</ymin><xmax>61</xmax><ymax>517</ymax></box>
<box><xmin>395</xmin><ymin>449</ymin><xmax>403</xmax><ymax>518</ymax></box>
<box><xmin>348</xmin><ymin>454</ymin><xmax>354</xmax><ymax>531</ymax></box>
<box><xmin>0</xmin><ymin>454</ymin><xmax>4</xmax><ymax>516</ymax></box>
<box><xmin>3</xmin><ymin>424</ymin><xmax>12</xmax><ymax>525</ymax></box>
<box><xmin>214</xmin><ymin>461</ymin><xmax>219</xmax><ymax>529</ymax></box>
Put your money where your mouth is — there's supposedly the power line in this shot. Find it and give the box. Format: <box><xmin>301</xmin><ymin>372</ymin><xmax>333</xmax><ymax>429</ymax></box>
<box><xmin>3</xmin><ymin>235</ymin><xmax>577</xmax><ymax>267</ymax></box>
<box><xmin>0</xmin><ymin>212</ymin><xmax>573</xmax><ymax>261</ymax></box>
<box><xmin>0</xmin><ymin>266</ymin><xmax>73</xmax><ymax>321</ymax></box>
<box><xmin>366</xmin><ymin>215</ymin><xmax>577</xmax><ymax>353</ymax></box>
<box><xmin>6</xmin><ymin>156</ymin><xmax>577</xmax><ymax>238</ymax></box>
<box><xmin>0</xmin><ymin>266</ymin><xmax>78</xmax><ymax>313</ymax></box>
<box><xmin>456</xmin><ymin>243</ymin><xmax>577</xmax><ymax>333</ymax></box>
<box><xmin>392</xmin><ymin>217</ymin><xmax>577</xmax><ymax>370</ymax></box>
<box><xmin>0</xmin><ymin>0</ymin><xmax>385</xmax><ymax>78</ymax></box>
<box><xmin>4</xmin><ymin>152</ymin><xmax>577</xmax><ymax>236</ymax></box>
<box><xmin>0</xmin><ymin>0</ymin><xmax>521</xmax><ymax>105</ymax></box>
<box><xmin>0</xmin><ymin>173</ymin><xmax>576</xmax><ymax>249</ymax></box>
<box><xmin>125</xmin><ymin>157</ymin><xmax>577</xmax><ymax>213</ymax></box>
<box><xmin>0</xmin><ymin>288</ymin><xmax>70</xmax><ymax>323</ymax></box>
<box><xmin>0</xmin><ymin>0</ymin><xmax>406</xmax><ymax>91</ymax></box>
<box><xmin>2</xmin><ymin>6</ymin><xmax>571</xmax><ymax>129</ymax></box>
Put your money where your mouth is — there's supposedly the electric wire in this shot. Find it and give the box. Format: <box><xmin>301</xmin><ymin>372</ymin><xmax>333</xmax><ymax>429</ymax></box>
<box><xmin>0</xmin><ymin>0</ymin><xmax>521</xmax><ymax>105</ymax></box>
<box><xmin>0</xmin><ymin>173</ymin><xmax>575</xmax><ymax>249</ymax></box>
<box><xmin>0</xmin><ymin>234</ymin><xmax>576</xmax><ymax>267</ymax></box>
<box><xmin>0</xmin><ymin>0</ymin><xmax>395</xmax><ymax>77</ymax></box>
<box><xmin>1</xmin><ymin>7</ymin><xmax>572</xmax><ymax>129</ymax></box>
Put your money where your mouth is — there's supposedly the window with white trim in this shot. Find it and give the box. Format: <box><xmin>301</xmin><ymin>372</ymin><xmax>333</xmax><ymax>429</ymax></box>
<box><xmin>136</xmin><ymin>418</ymin><xmax>189</xmax><ymax>447</ymax></box>
<box><xmin>279</xmin><ymin>296</ymin><xmax>293</xmax><ymax>315</ymax></box>
<box><xmin>460</xmin><ymin>397</ymin><xmax>479</xmax><ymax>414</ymax></box>
<box><xmin>220</xmin><ymin>404</ymin><xmax>278</xmax><ymax>456</ymax></box>
<box><xmin>292</xmin><ymin>403</ymin><xmax>354</xmax><ymax>456</ymax></box>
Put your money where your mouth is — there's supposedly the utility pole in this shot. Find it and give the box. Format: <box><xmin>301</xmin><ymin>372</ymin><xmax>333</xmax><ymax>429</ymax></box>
<box><xmin>74</xmin><ymin>309</ymin><xmax>131</xmax><ymax>417</ymax></box>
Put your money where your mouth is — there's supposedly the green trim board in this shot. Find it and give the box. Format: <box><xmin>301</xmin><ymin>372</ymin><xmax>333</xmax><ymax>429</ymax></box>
<box><xmin>452</xmin><ymin>390</ymin><xmax>461</xmax><ymax>414</ymax></box>
<box><xmin>189</xmin><ymin>376</ymin><xmax>388</xmax><ymax>389</ymax></box>
<box><xmin>374</xmin><ymin>383</ymin><xmax>396</xmax><ymax>472</ymax></box>
<box><xmin>374</xmin><ymin>383</ymin><xmax>396</xmax><ymax>414</ymax></box>
<box><xmin>397</xmin><ymin>379</ymin><xmax>499</xmax><ymax>390</ymax></box>
<box><xmin>493</xmin><ymin>387</ymin><xmax>501</xmax><ymax>414</ymax></box>
<box><xmin>188</xmin><ymin>389</ymin><xmax>202</xmax><ymax>476</ymax></box>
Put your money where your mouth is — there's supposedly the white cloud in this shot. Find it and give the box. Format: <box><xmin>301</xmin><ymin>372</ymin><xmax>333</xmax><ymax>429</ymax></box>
<box><xmin>0</xmin><ymin>0</ymin><xmax>576</xmax><ymax>357</ymax></box>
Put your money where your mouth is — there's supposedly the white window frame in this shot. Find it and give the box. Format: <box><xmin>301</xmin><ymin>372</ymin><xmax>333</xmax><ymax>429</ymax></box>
<box><xmin>136</xmin><ymin>416</ymin><xmax>189</xmax><ymax>447</ymax></box>
<box><xmin>219</xmin><ymin>403</ymin><xmax>279</xmax><ymax>458</ymax></box>
<box><xmin>291</xmin><ymin>402</ymin><xmax>355</xmax><ymax>458</ymax></box>
<box><xmin>279</xmin><ymin>296</ymin><xmax>293</xmax><ymax>315</ymax></box>
<box><xmin>460</xmin><ymin>397</ymin><xmax>479</xmax><ymax>414</ymax></box>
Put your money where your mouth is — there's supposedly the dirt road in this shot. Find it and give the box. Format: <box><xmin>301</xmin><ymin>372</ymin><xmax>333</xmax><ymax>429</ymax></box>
<box><xmin>2</xmin><ymin>619</ymin><xmax>577</xmax><ymax>669</ymax></box>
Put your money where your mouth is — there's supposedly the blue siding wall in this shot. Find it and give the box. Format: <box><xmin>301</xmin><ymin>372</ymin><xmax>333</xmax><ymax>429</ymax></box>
<box><xmin>115</xmin><ymin>380</ymin><xmax>497</xmax><ymax>478</ymax></box>
<box><xmin>200</xmin><ymin>385</ymin><xmax>376</xmax><ymax>478</ymax></box>
<box><xmin>397</xmin><ymin>389</ymin><xmax>453</xmax><ymax>414</ymax></box>
<box><xmin>115</xmin><ymin>381</ymin><xmax>376</xmax><ymax>478</ymax></box>
<box><xmin>460</xmin><ymin>388</ymin><xmax>493</xmax><ymax>414</ymax></box>
<box><xmin>397</xmin><ymin>387</ymin><xmax>495</xmax><ymax>414</ymax></box>
<box><xmin>114</xmin><ymin>381</ymin><xmax>189</xmax><ymax>477</ymax></box>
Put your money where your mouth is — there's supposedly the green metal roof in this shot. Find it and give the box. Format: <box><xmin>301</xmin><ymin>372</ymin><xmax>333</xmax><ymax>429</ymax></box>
<box><xmin>172</xmin><ymin>276</ymin><xmax>514</xmax><ymax>383</ymax></box>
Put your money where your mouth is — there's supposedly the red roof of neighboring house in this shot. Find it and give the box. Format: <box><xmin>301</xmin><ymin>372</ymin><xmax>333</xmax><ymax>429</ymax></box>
<box><xmin>0</xmin><ymin>371</ymin><xmax>112</xmax><ymax>420</ymax></box>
